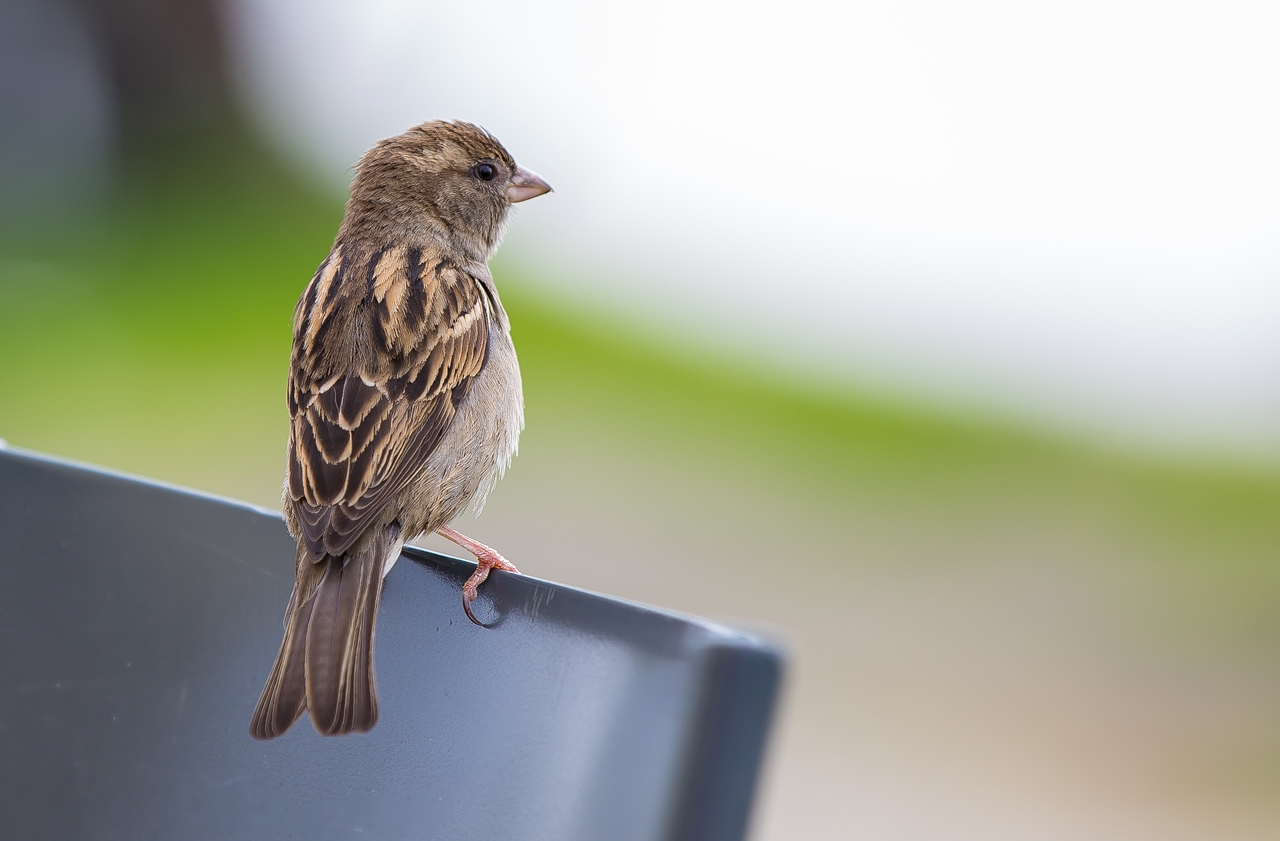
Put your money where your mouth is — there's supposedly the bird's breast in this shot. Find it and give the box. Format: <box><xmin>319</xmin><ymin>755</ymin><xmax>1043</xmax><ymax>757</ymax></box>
<box><xmin>402</xmin><ymin>321</ymin><xmax>523</xmax><ymax>533</ymax></box>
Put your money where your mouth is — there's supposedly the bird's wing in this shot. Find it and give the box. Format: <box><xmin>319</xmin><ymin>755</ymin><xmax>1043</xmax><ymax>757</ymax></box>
<box><xmin>285</xmin><ymin>243</ymin><xmax>492</xmax><ymax>560</ymax></box>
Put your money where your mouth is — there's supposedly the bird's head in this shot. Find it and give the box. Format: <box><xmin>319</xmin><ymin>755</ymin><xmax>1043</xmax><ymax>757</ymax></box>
<box><xmin>343</xmin><ymin>120</ymin><xmax>552</xmax><ymax>260</ymax></box>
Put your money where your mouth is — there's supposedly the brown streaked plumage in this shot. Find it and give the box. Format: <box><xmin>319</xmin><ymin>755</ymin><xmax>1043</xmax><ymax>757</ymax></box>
<box><xmin>250</xmin><ymin>121</ymin><xmax>551</xmax><ymax>740</ymax></box>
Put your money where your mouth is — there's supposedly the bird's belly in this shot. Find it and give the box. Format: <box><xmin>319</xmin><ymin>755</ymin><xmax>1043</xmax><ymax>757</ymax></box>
<box><xmin>399</xmin><ymin>325</ymin><xmax>523</xmax><ymax>537</ymax></box>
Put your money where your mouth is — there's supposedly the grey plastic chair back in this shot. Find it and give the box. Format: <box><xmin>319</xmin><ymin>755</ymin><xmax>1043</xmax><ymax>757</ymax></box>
<box><xmin>0</xmin><ymin>447</ymin><xmax>781</xmax><ymax>840</ymax></box>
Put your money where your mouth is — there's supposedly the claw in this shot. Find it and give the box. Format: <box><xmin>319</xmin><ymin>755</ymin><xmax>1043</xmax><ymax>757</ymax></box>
<box><xmin>462</xmin><ymin>590</ymin><xmax>484</xmax><ymax>626</ymax></box>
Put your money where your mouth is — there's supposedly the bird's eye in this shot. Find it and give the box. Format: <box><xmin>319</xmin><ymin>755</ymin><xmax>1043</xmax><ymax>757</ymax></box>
<box><xmin>474</xmin><ymin>163</ymin><xmax>497</xmax><ymax>182</ymax></box>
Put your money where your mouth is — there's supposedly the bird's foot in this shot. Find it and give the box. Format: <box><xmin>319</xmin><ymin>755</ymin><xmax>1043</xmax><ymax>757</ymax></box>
<box><xmin>437</xmin><ymin>526</ymin><xmax>520</xmax><ymax>626</ymax></box>
<box><xmin>460</xmin><ymin>553</ymin><xmax>519</xmax><ymax>623</ymax></box>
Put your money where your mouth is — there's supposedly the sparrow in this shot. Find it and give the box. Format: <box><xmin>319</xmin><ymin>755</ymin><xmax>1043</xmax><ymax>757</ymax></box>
<box><xmin>249</xmin><ymin>121</ymin><xmax>551</xmax><ymax>740</ymax></box>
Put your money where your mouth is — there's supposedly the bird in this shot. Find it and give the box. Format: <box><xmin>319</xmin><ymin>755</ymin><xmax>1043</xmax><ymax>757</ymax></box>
<box><xmin>249</xmin><ymin>121</ymin><xmax>551</xmax><ymax>740</ymax></box>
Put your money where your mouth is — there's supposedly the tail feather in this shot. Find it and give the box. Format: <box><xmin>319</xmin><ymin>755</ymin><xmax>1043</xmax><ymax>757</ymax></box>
<box><xmin>249</xmin><ymin>584</ymin><xmax>314</xmax><ymax>740</ymax></box>
<box><xmin>305</xmin><ymin>536</ymin><xmax>384</xmax><ymax>735</ymax></box>
<box><xmin>250</xmin><ymin>526</ymin><xmax>395</xmax><ymax>739</ymax></box>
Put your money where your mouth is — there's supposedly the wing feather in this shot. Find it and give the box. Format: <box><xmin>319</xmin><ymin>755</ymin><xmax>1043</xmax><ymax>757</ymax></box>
<box><xmin>286</xmin><ymin>243</ymin><xmax>490</xmax><ymax>560</ymax></box>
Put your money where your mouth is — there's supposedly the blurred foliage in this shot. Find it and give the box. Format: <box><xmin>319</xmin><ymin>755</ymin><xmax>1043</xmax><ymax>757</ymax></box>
<box><xmin>1</xmin><ymin>130</ymin><xmax>1277</xmax><ymax>650</ymax></box>
<box><xmin>0</xmin><ymin>131</ymin><xmax>328</xmax><ymax>497</ymax></box>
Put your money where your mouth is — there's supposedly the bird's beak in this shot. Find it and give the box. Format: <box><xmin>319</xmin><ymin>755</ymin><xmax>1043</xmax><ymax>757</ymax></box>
<box><xmin>507</xmin><ymin>167</ymin><xmax>553</xmax><ymax>203</ymax></box>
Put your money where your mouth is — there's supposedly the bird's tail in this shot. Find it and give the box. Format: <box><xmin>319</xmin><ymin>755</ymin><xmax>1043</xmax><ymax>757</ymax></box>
<box><xmin>250</xmin><ymin>526</ymin><xmax>396</xmax><ymax>739</ymax></box>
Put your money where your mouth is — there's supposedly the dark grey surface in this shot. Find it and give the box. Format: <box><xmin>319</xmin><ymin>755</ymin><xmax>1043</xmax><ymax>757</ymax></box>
<box><xmin>0</xmin><ymin>447</ymin><xmax>782</xmax><ymax>840</ymax></box>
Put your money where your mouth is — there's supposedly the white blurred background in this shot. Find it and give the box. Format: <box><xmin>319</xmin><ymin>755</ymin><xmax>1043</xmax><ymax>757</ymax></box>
<box><xmin>225</xmin><ymin>0</ymin><xmax>1280</xmax><ymax>458</ymax></box>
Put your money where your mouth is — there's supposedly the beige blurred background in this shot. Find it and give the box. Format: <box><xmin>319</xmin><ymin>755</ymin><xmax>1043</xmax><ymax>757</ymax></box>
<box><xmin>1</xmin><ymin>1</ymin><xmax>1277</xmax><ymax>839</ymax></box>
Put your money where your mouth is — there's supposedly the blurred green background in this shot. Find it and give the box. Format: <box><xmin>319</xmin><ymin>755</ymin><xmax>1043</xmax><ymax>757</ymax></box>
<box><xmin>1</xmin><ymin>3</ymin><xmax>1278</xmax><ymax>839</ymax></box>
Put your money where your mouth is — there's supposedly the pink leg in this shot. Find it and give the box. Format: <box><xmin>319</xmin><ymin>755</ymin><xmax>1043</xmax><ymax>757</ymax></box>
<box><xmin>437</xmin><ymin>526</ymin><xmax>520</xmax><ymax>626</ymax></box>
